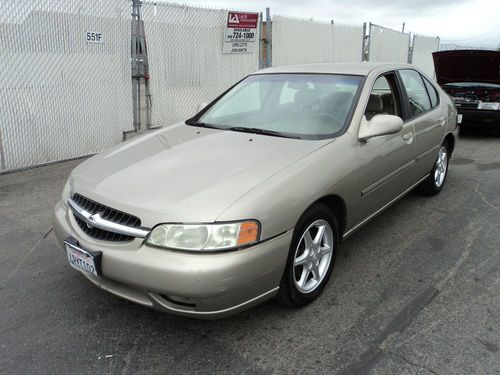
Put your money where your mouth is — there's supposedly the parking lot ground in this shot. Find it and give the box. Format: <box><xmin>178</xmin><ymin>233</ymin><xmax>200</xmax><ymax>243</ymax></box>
<box><xmin>1</xmin><ymin>129</ymin><xmax>499</xmax><ymax>374</ymax></box>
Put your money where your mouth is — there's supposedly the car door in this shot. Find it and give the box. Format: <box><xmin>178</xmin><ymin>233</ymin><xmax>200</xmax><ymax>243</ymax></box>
<box><xmin>397</xmin><ymin>69</ymin><xmax>446</xmax><ymax>178</ymax></box>
<box><xmin>353</xmin><ymin>72</ymin><xmax>419</xmax><ymax>224</ymax></box>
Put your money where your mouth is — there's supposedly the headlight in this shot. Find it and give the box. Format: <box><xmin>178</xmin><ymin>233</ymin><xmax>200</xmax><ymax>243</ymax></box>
<box><xmin>146</xmin><ymin>221</ymin><xmax>260</xmax><ymax>251</ymax></box>
<box><xmin>477</xmin><ymin>102</ymin><xmax>500</xmax><ymax>110</ymax></box>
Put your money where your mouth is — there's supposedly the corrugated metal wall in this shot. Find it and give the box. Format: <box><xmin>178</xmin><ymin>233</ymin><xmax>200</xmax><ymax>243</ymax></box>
<box><xmin>142</xmin><ymin>3</ymin><xmax>260</xmax><ymax>128</ymax></box>
<box><xmin>0</xmin><ymin>0</ymin><xmax>132</xmax><ymax>173</ymax></box>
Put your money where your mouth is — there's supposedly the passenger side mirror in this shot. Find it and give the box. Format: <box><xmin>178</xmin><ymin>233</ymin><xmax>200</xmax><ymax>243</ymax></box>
<box><xmin>358</xmin><ymin>114</ymin><xmax>403</xmax><ymax>142</ymax></box>
<box><xmin>196</xmin><ymin>102</ymin><xmax>208</xmax><ymax>114</ymax></box>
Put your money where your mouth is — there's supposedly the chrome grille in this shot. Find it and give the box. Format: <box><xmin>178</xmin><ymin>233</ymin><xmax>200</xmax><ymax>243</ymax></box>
<box><xmin>71</xmin><ymin>194</ymin><xmax>143</xmax><ymax>242</ymax></box>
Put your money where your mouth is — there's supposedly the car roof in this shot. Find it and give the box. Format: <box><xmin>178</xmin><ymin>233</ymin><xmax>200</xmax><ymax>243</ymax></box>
<box><xmin>251</xmin><ymin>62</ymin><xmax>415</xmax><ymax>76</ymax></box>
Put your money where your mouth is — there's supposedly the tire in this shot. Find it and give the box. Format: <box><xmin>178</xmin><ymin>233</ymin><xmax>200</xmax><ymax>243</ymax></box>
<box><xmin>418</xmin><ymin>140</ymin><xmax>450</xmax><ymax>196</ymax></box>
<box><xmin>277</xmin><ymin>203</ymin><xmax>339</xmax><ymax>307</ymax></box>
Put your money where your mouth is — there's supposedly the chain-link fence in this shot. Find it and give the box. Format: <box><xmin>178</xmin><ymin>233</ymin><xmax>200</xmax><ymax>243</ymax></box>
<box><xmin>369</xmin><ymin>24</ymin><xmax>411</xmax><ymax>63</ymax></box>
<box><xmin>142</xmin><ymin>2</ymin><xmax>259</xmax><ymax>127</ymax></box>
<box><xmin>1</xmin><ymin>2</ymin><xmax>443</xmax><ymax>173</ymax></box>
<box><xmin>272</xmin><ymin>16</ymin><xmax>335</xmax><ymax>66</ymax></box>
<box><xmin>0</xmin><ymin>0</ymin><xmax>132</xmax><ymax>173</ymax></box>
<box><xmin>412</xmin><ymin>35</ymin><xmax>440</xmax><ymax>78</ymax></box>
<box><xmin>271</xmin><ymin>16</ymin><xmax>364</xmax><ymax>66</ymax></box>
<box><xmin>332</xmin><ymin>23</ymin><xmax>364</xmax><ymax>62</ymax></box>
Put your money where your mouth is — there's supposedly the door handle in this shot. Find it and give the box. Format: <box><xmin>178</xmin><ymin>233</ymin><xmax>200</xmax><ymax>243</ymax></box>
<box><xmin>403</xmin><ymin>132</ymin><xmax>414</xmax><ymax>144</ymax></box>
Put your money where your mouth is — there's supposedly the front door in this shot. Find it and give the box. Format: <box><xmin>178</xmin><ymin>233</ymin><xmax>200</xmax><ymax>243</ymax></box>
<box><xmin>354</xmin><ymin>72</ymin><xmax>418</xmax><ymax>224</ymax></box>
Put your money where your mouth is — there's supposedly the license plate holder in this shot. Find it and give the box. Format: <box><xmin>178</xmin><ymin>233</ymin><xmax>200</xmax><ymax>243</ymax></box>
<box><xmin>64</xmin><ymin>237</ymin><xmax>102</xmax><ymax>277</ymax></box>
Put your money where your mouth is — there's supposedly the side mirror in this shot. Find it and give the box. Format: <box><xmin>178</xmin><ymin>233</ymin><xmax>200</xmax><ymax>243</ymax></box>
<box><xmin>358</xmin><ymin>114</ymin><xmax>403</xmax><ymax>142</ymax></box>
<box><xmin>196</xmin><ymin>102</ymin><xmax>208</xmax><ymax>114</ymax></box>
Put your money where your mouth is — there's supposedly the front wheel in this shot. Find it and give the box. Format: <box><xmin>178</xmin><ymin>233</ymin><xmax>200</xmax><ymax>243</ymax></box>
<box><xmin>277</xmin><ymin>203</ymin><xmax>338</xmax><ymax>307</ymax></box>
<box><xmin>418</xmin><ymin>140</ymin><xmax>450</xmax><ymax>196</ymax></box>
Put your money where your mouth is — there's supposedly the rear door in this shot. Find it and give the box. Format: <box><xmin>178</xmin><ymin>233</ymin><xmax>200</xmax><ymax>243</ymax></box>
<box><xmin>397</xmin><ymin>69</ymin><xmax>445</xmax><ymax>177</ymax></box>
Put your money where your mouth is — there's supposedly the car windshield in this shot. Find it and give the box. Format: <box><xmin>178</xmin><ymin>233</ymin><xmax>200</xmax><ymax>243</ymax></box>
<box><xmin>189</xmin><ymin>74</ymin><xmax>363</xmax><ymax>139</ymax></box>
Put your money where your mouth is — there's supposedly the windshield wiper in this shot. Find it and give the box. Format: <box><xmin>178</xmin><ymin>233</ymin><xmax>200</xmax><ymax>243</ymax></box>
<box><xmin>226</xmin><ymin>127</ymin><xmax>301</xmax><ymax>139</ymax></box>
<box><xmin>185</xmin><ymin>120</ymin><xmax>223</xmax><ymax>129</ymax></box>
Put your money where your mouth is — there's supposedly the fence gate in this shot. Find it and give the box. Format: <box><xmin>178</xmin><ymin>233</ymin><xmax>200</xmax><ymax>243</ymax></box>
<box><xmin>0</xmin><ymin>0</ymin><xmax>132</xmax><ymax>173</ymax></box>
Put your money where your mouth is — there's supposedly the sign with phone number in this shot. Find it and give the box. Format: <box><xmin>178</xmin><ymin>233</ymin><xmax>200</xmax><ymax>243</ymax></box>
<box><xmin>223</xmin><ymin>11</ymin><xmax>259</xmax><ymax>54</ymax></box>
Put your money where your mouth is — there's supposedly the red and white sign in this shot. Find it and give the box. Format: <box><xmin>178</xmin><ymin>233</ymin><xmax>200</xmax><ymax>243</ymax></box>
<box><xmin>223</xmin><ymin>11</ymin><xmax>259</xmax><ymax>54</ymax></box>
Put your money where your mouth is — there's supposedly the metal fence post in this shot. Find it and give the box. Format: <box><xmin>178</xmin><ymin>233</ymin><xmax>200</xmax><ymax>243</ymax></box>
<box><xmin>258</xmin><ymin>12</ymin><xmax>264</xmax><ymax>69</ymax></box>
<box><xmin>331</xmin><ymin>20</ymin><xmax>335</xmax><ymax>61</ymax></box>
<box><xmin>362</xmin><ymin>22</ymin><xmax>370</xmax><ymax>61</ymax></box>
<box><xmin>408</xmin><ymin>33</ymin><xmax>414</xmax><ymax>63</ymax></box>
<box><xmin>265</xmin><ymin>7</ymin><xmax>272</xmax><ymax>67</ymax></box>
<box><xmin>130</xmin><ymin>0</ymin><xmax>152</xmax><ymax>136</ymax></box>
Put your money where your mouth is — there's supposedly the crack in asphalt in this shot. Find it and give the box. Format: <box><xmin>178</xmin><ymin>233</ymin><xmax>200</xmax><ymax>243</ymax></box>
<box><xmin>339</xmin><ymin>285</ymin><xmax>440</xmax><ymax>375</ymax></box>
<box><xmin>475</xmin><ymin>183</ymin><xmax>498</xmax><ymax>210</ymax></box>
<box><xmin>340</xmin><ymin>217</ymin><xmax>482</xmax><ymax>375</ymax></box>
<box><xmin>0</xmin><ymin>227</ymin><xmax>52</xmax><ymax>286</ymax></box>
<box><xmin>385</xmin><ymin>350</ymin><xmax>439</xmax><ymax>375</ymax></box>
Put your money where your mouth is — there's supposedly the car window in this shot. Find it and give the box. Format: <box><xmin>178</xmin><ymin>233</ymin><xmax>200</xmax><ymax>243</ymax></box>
<box><xmin>279</xmin><ymin>81</ymin><xmax>313</xmax><ymax>105</ymax></box>
<box><xmin>211</xmin><ymin>81</ymin><xmax>272</xmax><ymax>117</ymax></box>
<box><xmin>365</xmin><ymin>74</ymin><xmax>399</xmax><ymax>120</ymax></box>
<box><xmin>399</xmin><ymin>69</ymin><xmax>432</xmax><ymax>117</ymax></box>
<box><xmin>197</xmin><ymin>74</ymin><xmax>363</xmax><ymax>139</ymax></box>
<box><xmin>422</xmin><ymin>76</ymin><xmax>439</xmax><ymax>108</ymax></box>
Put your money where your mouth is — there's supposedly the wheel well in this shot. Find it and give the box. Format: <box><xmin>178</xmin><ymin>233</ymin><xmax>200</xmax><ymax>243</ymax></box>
<box><xmin>444</xmin><ymin>133</ymin><xmax>455</xmax><ymax>155</ymax></box>
<box><xmin>315</xmin><ymin>195</ymin><xmax>347</xmax><ymax>238</ymax></box>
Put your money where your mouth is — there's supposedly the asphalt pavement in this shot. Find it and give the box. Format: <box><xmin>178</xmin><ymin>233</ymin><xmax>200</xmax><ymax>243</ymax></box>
<box><xmin>1</xmin><ymin>129</ymin><xmax>499</xmax><ymax>374</ymax></box>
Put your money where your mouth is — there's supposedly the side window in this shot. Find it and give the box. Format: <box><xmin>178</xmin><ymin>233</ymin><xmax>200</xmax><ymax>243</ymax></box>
<box><xmin>422</xmin><ymin>76</ymin><xmax>439</xmax><ymax>108</ymax></box>
<box><xmin>399</xmin><ymin>69</ymin><xmax>432</xmax><ymax>117</ymax></box>
<box><xmin>365</xmin><ymin>74</ymin><xmax>399</xmax><ymax>120</ymax></box>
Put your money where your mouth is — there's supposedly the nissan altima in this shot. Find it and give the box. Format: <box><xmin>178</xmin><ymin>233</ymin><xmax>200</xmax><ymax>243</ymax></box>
<box><xmin>54</xmin><ymin>62</ymin><xmax>458</xmax><ymax>318</ymax></box>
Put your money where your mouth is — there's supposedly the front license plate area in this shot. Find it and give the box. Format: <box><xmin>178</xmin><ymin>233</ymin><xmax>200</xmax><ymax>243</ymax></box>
<box><xmin>457</xmin><ymin>114</ymin><xmax>463</xmax><ymax>124</ymax></box>
<box><xmin>64</xmin><ymin>238</ymin><xmax>102</xmax><ymax>277</ymax></box>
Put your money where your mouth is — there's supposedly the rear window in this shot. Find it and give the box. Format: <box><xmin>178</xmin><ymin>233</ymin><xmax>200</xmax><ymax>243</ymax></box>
<box><xmin>422</xmin><ymin>77</ymin><xmax>439</xmax><ymax>108</ymax></box>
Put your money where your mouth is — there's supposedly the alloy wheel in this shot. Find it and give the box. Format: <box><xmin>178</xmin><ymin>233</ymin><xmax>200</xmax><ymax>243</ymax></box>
<box><xmin>292</xmin><ymin>219</ymin><xmax>334</xmax><ymax>294</ymax></box>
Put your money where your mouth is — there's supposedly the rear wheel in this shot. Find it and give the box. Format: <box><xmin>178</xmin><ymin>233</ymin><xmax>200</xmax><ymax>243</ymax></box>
<box><xmin>277</xmin><ymin>203</ymin><xmax>338</xmax><ymax>307</ymax></box>
<box><xmin>418</xmin><ymin>140</ymin><xmax>449</xmax><ymax>196</ymax></box>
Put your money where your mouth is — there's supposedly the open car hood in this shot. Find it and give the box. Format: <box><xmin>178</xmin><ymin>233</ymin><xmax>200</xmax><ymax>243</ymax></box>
<box><xmin>433</xmin><ymin>50</ymin><xmax>500</xmax><ymax>85</ymax></box>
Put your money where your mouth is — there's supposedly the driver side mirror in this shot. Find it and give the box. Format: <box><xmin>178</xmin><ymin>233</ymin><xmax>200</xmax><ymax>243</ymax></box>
<box><xmin>196</xmin><ymin>102</ymin><xmax>208</xmax><ymax>114</ymax></box>
<box><xmin>358</xmin><ymin>114</ymin><xmax>403</xmax><ymax>142</ymax></box>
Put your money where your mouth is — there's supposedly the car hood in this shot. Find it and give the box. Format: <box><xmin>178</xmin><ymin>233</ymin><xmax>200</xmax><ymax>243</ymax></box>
<box><xmin>433</xmin><ymin>50</ymin><xmax>500</xmax><ymax>85</ymax></box>
<box><xmin>71</xmin><ymin>123</ymin><xmax>331</xmax><ymax>227</ymax></box>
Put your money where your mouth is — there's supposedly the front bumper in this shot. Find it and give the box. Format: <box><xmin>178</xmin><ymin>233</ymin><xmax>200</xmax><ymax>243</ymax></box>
<box><xmin>54</xmin><ymin>201</ymin><xmax>292</xmax><ymax>319</ymax></box>
<box><xmin>458</xmin><ymin>108</ymin><xmax>500</xmax><ymax>128</ymax></box>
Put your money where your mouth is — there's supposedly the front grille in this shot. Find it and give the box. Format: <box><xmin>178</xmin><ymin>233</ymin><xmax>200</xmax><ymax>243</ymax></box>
<box><xmin>72</xmin><ymin>194</ymin><xmax>142</xmax><ymax>242</ymax></box>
